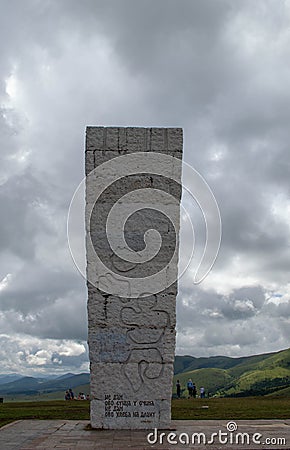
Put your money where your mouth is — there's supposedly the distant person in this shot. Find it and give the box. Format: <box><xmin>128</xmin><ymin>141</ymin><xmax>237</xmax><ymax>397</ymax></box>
<box><xmin>200</xmin><ymin>386</ymin><xmax>205</xmax><ymax>398</ymax></box>
<box><xmin>64</xmin><ymin>390</ymin><xmax>70</xmax><ymax>401</ymax></box>
<box><xmin>176</xmin><ymin>380</ymin><xmax>181</xmax><ymax>399</ymax></box>
<box><xmin>77</xmin><ymin>392</ymin><xmax>86</xmax><ymax>400</ymax></box>
<box><xmin>192</xmin><ymin>383</ymin><xmax>197</xmax><ymax>398</ymax></box>
<box><xmin>187</xmin><ymin>379</ymin><xmax>193</xmax><ymax>398</ymax></box>
<box><xmin>86</xmin><ymin>394</ymin><xmax>90</xmax><ymax>400</ymax></box>
<box><xmin>68</xmin><ymin>388</ymin><xmax>74</xmax><ymax>400</ymax></box>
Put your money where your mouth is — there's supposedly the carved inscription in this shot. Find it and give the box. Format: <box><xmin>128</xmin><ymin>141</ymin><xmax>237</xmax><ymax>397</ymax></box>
<box><xmin>104</xmin><ymin>394</ymin><xmax>156</xmax><ymax>419</ymax></box>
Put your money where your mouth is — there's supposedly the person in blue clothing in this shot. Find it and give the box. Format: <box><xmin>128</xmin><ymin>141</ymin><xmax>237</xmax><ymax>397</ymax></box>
<box><xmin>187</xmin><ymin>379</ymin><xmax>193</xmax><ymax>398</ymax></box>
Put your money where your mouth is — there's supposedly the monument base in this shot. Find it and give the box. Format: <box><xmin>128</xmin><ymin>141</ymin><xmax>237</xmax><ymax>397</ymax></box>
<box><xmin>89</xmin><ymin>360</ymin><xmax>174</xmax><ymax>429</ymax></box>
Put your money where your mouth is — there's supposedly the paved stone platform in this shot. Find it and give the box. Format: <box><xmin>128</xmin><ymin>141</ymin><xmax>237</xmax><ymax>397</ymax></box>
<box><xmin>0</xmin><ymin>419</ymin><xmax>289</xmax><ymax>449</ymax></box>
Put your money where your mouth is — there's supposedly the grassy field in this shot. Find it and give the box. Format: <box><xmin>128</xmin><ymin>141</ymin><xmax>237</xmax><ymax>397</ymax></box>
<box><xmin>0</xmin><ymin>400</ymin><xmax>90</xmax><ymax>428</ymax></box>
<box><xmin>172</xmin><ymin>397</ymin><xmax>290</xmax><ymax>420</ymax></box>
<box><xmin>0</xmin><ymin>397</ymin><xmax>289</xmax><ymax>428</ymax></box>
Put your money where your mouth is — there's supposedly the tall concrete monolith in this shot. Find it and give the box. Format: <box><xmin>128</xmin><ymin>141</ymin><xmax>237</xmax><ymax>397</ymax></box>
<box><xmin>85</xmin><ymin>127</ymin><xmax>183</xmax><ymax>429</ymax></box>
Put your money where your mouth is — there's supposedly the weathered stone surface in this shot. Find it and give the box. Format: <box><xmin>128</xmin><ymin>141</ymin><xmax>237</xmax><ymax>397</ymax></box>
<box><xmin>86</xmin><ymin>127</ymin><xmax>183</xmax><ymax>429</ymax></box>
<box><xmin>86</xmin><ymin>126</ymin><xmax>183</xmax><ymax>154</ymax></box>
<box><xmin>85</xmin><ymin>151</ymin><xmax>95</xmax><ymax>175</ymax></box>
<box><xmin>88</xmin><ymin>327</ymin><xmax>176</xmax><ymax>364</ymax></box>
<box><xmin>87</xmin><ymin>289</ymin><xmax>177</xmax><ymax>329</ymax></box>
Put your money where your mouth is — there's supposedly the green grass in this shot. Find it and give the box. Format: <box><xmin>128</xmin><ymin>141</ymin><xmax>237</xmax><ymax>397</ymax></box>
<box><xmin>266</xmin><ymin>386</ymin><xmax>290</xmax><ymax>397</ymax></box>
<box><xmin>0</xmin><ymin>400</ymin><xmax>90</xmax><ymax>428</ymax></box>
<box><xmin>1</xmin><ymin>397</ymin><xmax>289</xmax><ymax>428</ymax></box>
<box><xmin>172</xmin><ymin>397</ymin><xmax>290</xmax><ymax>420</ymax></box>
<box><xmin>225</xmin><ymin>368</ymin><xmax>290</xmax><ymax>393</ymax></box>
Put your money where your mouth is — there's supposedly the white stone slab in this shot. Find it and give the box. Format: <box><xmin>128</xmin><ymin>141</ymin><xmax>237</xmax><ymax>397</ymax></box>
<box><xmin>86</xmin><ymin>127</ymin><xmax>182</xmax><ymax>429</ymax></box>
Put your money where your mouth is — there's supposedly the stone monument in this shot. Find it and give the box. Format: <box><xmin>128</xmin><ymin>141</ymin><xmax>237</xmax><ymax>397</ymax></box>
<box><xmin>85</xmin><ymin>127</ymin><xmax>183</xmax><ymax>429</ymax></box>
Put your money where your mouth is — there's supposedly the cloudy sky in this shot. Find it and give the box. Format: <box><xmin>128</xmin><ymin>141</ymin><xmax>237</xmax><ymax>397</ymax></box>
<box><xmin>0</xmin><ymin>0</ymin><xmax>290</xmax><ymax>375</ymax></box>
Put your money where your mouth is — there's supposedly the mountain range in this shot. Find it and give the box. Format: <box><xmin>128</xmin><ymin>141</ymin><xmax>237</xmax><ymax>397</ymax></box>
<box><xmin>0</xmin><ymin>372</ymin><xmax>90</xmax><ymax>397</ymax></box>
<box><xmin>173</xmin><ymin>347</ymin><xmax>290</xmax><ymax>397</ymax></box>
<box><xmin>1</xmin><ymin>347</ymin><xmax>290</xmax><ymax>399</ymax></box>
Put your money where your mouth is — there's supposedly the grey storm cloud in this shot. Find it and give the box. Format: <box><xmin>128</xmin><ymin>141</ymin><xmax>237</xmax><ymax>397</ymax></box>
<box><xmin>0</xmin><ymin>0</ymin><xmax>290</xmax><ymax>373</ymax></box>
<box><xmin>176</xmin><ymin>284</ymin><xmax>290</xmax><ymax>356</ymax></box>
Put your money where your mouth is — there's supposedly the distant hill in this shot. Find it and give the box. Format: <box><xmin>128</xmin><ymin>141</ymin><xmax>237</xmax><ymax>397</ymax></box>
<box><xmin>39</xmin><ymin>373</ymin><xmax>90</xmax><ymax>393</ymax></box>
<box><xmin>0</xmin><ymin>374</ymin><xmax>23</xmax><ymax>385</ymax></box>
<box><xmin>174</xmin><ymin>367</ymin><xmax>233</xmax><ymax>397</ymax></box>
<box><xmin>174</xmin><ymin>352</ymin><xmax>276</xmax><ymax>374</ymax></box>
<box><xmin>1</xmin><ymin>348</ymin><xmax>290</xmax><ymax>399</ymax></box>
<box><xmin>53</xmin><ymin>373</ymin><xmax>76</xmax><ymax>381</ymax></box>
<box><xmin>174</xmin><ymin>348</ymin><xmax>290</xmax><ymax>398</ymax></box>
<box><xmin>0</xmin><ymin>373</ymin><xmax>89</xmax><ymax>396</ymax></box>
<box><xmin>0</xmin><ymin>376</ymin><xmax>46</xmax><ymax>395</ymax></box>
